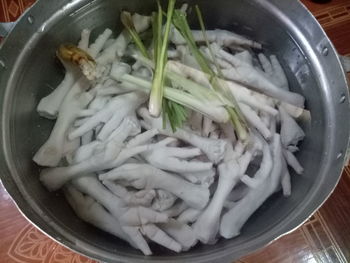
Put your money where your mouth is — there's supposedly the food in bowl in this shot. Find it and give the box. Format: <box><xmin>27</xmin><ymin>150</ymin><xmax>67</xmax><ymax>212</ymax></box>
<box><xmin>33</xmin><ymin>0</ymin><xmax>308</xmax><ymax>255</ymax></box>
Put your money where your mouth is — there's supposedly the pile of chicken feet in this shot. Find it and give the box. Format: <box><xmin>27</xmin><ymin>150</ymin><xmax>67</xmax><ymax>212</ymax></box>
<box><xmin>33</xmin><ymin>12</ymin><xmax>307</xmax><ymax>255</ymax></box>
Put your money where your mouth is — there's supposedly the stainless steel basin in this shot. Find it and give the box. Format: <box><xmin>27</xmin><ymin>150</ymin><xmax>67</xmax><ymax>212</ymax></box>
<box><xmin>0</xmin><ymin>0</ymin><xmax>349</xmax><ymax>262</ymax></box>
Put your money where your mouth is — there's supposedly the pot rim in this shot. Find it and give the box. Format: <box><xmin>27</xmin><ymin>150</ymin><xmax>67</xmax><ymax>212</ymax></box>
<box><xmin>0</xmin><ymin>0</ymin><xmax>349</xmax><ymax>262</ymax></box>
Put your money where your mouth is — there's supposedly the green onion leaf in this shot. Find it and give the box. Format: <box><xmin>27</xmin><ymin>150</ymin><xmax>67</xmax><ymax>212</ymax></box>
<box><xmin>121</xmin><ymin>11</ymin><xmax>150</xmax><ymax>59</ymax></box>
<box><xmin>195</xmin><ymin>5</ymin><xmax>223</xmax><ymax>77</ymax></box>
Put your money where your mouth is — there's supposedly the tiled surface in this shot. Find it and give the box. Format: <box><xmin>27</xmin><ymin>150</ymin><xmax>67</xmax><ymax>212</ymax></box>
<box><xmin>302</xmin><ymin>0</ymin><xmax>350</xmax><ymax>55</ymax></box>
<box><xmin>0</xmin><ymin>0</ymin><xmax>350</xmax><ymax>262</ymax></box>
<box><xmin>0</xmin><ymin>0</ymin><xmax>35</xmax><ymax>22</ymax></box>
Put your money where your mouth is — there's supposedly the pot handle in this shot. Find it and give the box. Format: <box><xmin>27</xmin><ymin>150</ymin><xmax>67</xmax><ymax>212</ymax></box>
<box><xmin>339</xmin><ymin>55</ymin><xmax>350</xmax><ymax>166</ymax></box>
<box><xmin>0</xmin><ymin>22</ymin><xmax>16</xmax><ymax>38</ymax></box>
<box><xmin>340</xmin><ymin>55</ymin><xmax>350</xmax><ymax>73</ymax></box>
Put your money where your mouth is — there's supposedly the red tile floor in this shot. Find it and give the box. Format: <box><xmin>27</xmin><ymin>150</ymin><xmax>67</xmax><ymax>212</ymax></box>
<box><xmin>1</xmin><ymin>0</ymin><xmax>350</xmax><ymax>262</ymax></box>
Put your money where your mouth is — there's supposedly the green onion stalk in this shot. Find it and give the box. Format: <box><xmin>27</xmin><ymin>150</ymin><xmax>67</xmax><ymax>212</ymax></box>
<box><xmin>172</xmin><ymin>6</ymin><xmax>249</xmax><ymax>141</ymax></box>
<box><xmin>148</xmin><ymin>0</ymin><xmax>176</xmax><ymax>118</ymax></box>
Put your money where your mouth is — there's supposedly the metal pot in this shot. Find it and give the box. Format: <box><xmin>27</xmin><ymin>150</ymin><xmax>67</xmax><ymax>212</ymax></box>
<box><xmin>0</xmin><ymin>0</ymin><xmax>349</xmax><ymax>262</ymax></box>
